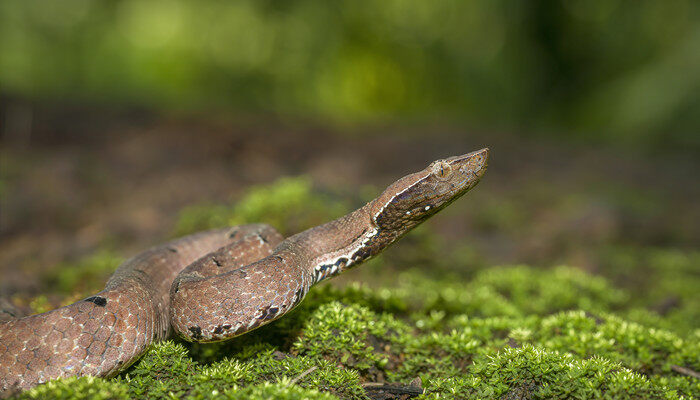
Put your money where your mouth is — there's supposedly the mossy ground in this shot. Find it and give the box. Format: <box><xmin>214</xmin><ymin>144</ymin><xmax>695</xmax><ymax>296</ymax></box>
<box><xmin>13</xmin><ymin>177</ymin><xmax>699</xmax><ymax>399</ymax></box>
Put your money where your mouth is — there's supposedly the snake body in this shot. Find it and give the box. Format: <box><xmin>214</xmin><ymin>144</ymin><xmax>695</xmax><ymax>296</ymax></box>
<box><xmin>0</xmin><ymin>149</ymin><xmax>488</xmax><ymax>392</ymax></box>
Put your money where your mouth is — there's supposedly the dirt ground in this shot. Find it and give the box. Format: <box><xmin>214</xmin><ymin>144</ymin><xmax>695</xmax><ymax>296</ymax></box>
<box><xmin>1</xmin><ymin>103</ymin><xmax>698</xmax><ymax>300</ymax></box>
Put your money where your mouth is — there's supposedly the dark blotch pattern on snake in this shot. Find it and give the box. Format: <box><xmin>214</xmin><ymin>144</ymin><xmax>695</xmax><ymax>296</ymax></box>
<box><xmin>0</xmin><ymin>149</ymin><xmax>488</xmax><ymax>393</ymax></box>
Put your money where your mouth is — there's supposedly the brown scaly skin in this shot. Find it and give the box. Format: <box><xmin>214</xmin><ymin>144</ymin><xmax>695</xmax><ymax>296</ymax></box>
<box><xmin>0</xmin><ymin>148</ymin><xmax>488</xmax><ymax>393</ymax></box>
<box><xmin>0</xmin><ymin>225</ymin><xmax>279</xmax><ymax>394</ymax></box>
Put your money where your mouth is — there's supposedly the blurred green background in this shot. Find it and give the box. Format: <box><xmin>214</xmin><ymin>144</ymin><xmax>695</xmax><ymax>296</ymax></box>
<box><xmin>1</xmin><ymin>0</ymin><xmax>698</xmax><ymax>151</ymax></box>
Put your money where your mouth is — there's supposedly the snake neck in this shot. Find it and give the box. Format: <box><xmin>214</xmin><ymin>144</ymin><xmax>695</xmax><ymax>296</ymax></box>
<box><xmin>282</xmin><ymin>203</ymin><xmax>401</xmax><ymax>284</ymax></box>
<box><xmin>279</xmin><ymin>149</ymin><xmax>490</xmax><ymax>286</ymax></box>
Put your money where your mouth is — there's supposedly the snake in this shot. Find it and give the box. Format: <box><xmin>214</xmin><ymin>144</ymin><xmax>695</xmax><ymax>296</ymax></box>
<box><xmin>0</xmin><ymin>148</ymin><xmax>488</xmax><ymax>393</ymax></box>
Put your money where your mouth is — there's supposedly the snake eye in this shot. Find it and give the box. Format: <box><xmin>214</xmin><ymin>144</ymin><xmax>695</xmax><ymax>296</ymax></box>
<box><xmin>432</xmin><ymin>161</ymin><xmax>452</xmax><ymax>180</ymax></box>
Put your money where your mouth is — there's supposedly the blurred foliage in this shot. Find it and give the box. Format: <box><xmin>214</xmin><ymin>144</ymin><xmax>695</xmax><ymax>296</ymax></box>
<box><xmin>41</xmin><ymin>250</ymin><xmax>123</xmax><ymax>297</ymax></box>
<box><xmin>600</xmin><ymin>247</ymin><xmax>700</xmax><ymax>335</ymax></box>
<box><xmin>1</xmin><ymin>0</ymin><xmax>698</xmax><ymax>150</ymax></box>
<box><xmin>174</xmin><ymin>176</ymin><xmax>348</xmax><ymax>237</ymax></box>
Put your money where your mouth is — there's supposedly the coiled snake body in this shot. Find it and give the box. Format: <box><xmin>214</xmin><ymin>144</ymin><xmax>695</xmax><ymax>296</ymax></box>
<box><xmin>0</xmin><ymin>149</ymin><xmax>488</xmax><ymax>392</ymax></box>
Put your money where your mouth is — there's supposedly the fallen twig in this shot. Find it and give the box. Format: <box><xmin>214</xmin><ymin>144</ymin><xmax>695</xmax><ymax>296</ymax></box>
<box><xmin>288</xmin><ymin>366</ymin><xmax>318</xmax><ymax>386</ymax></box>
<box><xmin>671</xmin><ymin>365</ymin><xmax>700</xmax><ymax>380</ymax></box>
<box><xmin>362</xmin><ymin>382</ymin><xmax>424</xmax><ymax>396</ymax></box>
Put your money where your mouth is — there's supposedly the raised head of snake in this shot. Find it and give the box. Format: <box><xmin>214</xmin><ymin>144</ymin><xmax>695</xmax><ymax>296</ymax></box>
<box><xmin>171</xmin><ymin>148</ymin><xmax>489</xmax><ymax>342</ymax></box>
<box><xmin>368</xmin><ymin>148</ymin><xmax>489</xmax><ymax>244</ymax></box>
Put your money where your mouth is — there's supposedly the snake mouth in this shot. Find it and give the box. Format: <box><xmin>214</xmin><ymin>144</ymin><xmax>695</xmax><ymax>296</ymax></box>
<box><xmin>441</xmin><ymin>148</ymin><xmax>489</xmax><ymax>192</ymax></box>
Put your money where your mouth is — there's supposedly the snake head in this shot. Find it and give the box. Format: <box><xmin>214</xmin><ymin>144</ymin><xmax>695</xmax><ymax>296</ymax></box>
<box><xmin>369</xmin><ymin>148</ymin><xmax>488</xmax><ymax>232</ymax></box>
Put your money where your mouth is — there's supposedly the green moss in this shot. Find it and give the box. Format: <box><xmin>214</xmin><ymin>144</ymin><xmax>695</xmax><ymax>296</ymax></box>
<box><xmin>42</xmin><ymin>250</ymin><xmax>123</xmax><ymax>297</ymax></box>
<box><xmin>17</xmin><ymin>377</ymin><xmax>128</xmax><ymax>400</ymax></box>
<box><xmin>393</xmin><ymin>330</ymin><xmax>483</xmax><ymax>382</ymax></box>
<box><xmin>293</xmin><ymin>302</ymin><xmax>410</xmax><ymax>377</ymax></box>
<box><xmin>174</xmin><ymin>176</ymin><xmax>348</xmax><ymax>237</ymax></box>
<box><xmin>125</xmin><ymin>341</ymin><xmax>198</xmax><ymax>398</ymax></box>
<box><xmin>221</xmin><ymin>382</ymin><xmax>339</xmax><ymax>400</ymax></box>
<box><xmin>18</xmin><ymin>250</ymin><xmax>125</xmax><ymax>314</ymax></box>
<box><xmin>448</xmin><ymin>314</ymin><xmax>527</xmax><ymax>337</ymax></box>
<box><xmin>394</xmin><ymin>271</ymin><xmax>522</xmax><ymax>319</ymax></box>
<box><xmin>444</xmin><ymin>312</ymin><xmax>699</xmax><ymax>398</ymax></box>
<box><xmin>16</xmin><ymin>372</ymin><xmax>343</xmax><ymax>400</ymax></box>
<box><xmin>27</xmin><ymin>295</ymin><xmax>53</xmax><ymax>314</ymax></box>
<box><xmin>171</xmin><ymin>203</ymin><xmax>234</xmax><ymax>238</ymax></box>
<box><xmin>534</xmin><ymin>311</ymin><xmax>698</xmax><ymax>376</ymax></box>
<box><xmin>314</xmin><ymin>265</ymin><xmax>626</xmax><ymax>325</ymax></box>
<box><xmin>470</xmin><ymin>265</ymin><xmax>628</xmax><ymax>315</ymax></box>
<box><xmin>601</xmin><ymin>247</ymin><xmax>700</xmax><ymax>335</ymax></box>
<box><xmin>217</xmin><ymin>350</ymin><xmax>365</xmax><ymax>399</ymax></box>
<box><xmin>14</xmin><ymin>264</ymin><xmax>699</xmax><ymax>400</ymax></box>
<box><xmin>116</xmin><ymin>340</ymin><xmax>365</xmax><ymax>399</ymax></box>
<box><xmin>427</xmin><ymin>345</ymin><xmax>678</xmax><ymax>399</ymax></box>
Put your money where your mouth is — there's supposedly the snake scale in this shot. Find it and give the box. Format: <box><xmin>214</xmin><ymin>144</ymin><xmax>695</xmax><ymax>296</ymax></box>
<box><xmin>0</xmin><ymin>149</ymin><xmax>488</xmax><ymax>393</ymax></box>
